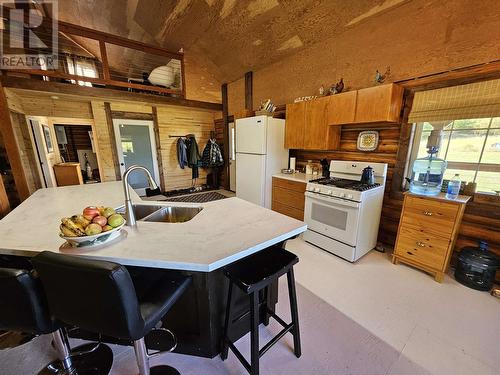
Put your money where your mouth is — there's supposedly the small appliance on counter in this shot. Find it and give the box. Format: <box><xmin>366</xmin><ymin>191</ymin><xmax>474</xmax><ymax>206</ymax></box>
<box><xmin>454</xmin><ymin>241</ymin><xmax>499</xmax><ymax>291</ymax></box>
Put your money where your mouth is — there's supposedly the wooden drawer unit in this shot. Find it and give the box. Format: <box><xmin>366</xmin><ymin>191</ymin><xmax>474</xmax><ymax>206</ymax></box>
<box><xmin>401</xmin><ymin>196</ymin><xmax>459</xmax><ymax>237</ymax></box>
<box><xmin>271</xmin><ymin>177</ymin><xmax>306</xmax><ymax>221</ymax></box>
<box><xmin>392</xmin><ymin>193</ymin><xmax>470</xmax><ymax>282</ymax></box>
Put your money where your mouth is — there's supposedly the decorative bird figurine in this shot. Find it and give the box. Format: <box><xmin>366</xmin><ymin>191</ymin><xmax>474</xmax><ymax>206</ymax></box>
<box><xmin>329</xmin><ymin>78</ymin><xmax>344</xmax><ymax>95</ymax></box>
<box><xmin>375</xmin><ymin>66</ymin><xmax>391</xmax><ymax>84</ymax></box>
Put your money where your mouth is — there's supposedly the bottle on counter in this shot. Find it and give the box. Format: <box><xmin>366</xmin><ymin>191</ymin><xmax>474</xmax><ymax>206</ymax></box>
<box><xmin>446</xmin><ymin>174</ymin><xmax>461</xmax><ymax>199</ymax></box>
<box><xmin>305</xmin><ymin>160</ymin><xmax>313</xmax><ymax>175</ymax></box>
<box><xmin>409</xmin><ymin>146</ymin><xmax>447</xmax><ymax>196</ymax></box>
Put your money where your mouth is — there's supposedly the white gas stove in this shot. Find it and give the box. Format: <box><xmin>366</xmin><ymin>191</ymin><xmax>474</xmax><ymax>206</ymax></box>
<box><xmin>303</xmin><ymin>160</ymin><xmax>388</xmax><ymax>262</ymax></box>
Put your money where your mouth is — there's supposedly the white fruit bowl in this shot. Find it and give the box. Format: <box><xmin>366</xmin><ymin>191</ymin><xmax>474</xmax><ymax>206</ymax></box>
<box><xmin>60</xmin><ymin>222</ymin><xmax>126</xmax><ymax>248</ymax></box>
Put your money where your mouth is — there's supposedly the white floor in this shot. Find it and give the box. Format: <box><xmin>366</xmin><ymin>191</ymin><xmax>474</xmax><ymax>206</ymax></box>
<box><xmin>287</xmin><ymin>238</ymin><xmax>500</xmax><ymax>375</ymax></box>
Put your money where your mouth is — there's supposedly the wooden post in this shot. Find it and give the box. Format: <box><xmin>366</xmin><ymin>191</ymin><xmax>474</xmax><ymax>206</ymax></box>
<box><xmin>221</xmin><ymin>83</ymin><xmax>230</xmax><ymax>190</ymax></box>
<box><xmin>99</xmin><ymin>41</ymin><xmax>110</xmax><ymax>80</ymax></box>
<box><xmin>390</xmin><ymin>90</ymin><xmax>415</xmax><ymax>199</ymax></box>
<box><xmin>180</xmin><ymin>56</ymin><xmax>187</xmax><ymax>99</ymax></box>
<box><xmin>0</xmin><ymin>84</ymin><xmax>30</xmax><ymax>200</ymax></box>
<box><xmin>152</xmin><ymin>106</ymin><xmax>165</xmax><ymax>192</ymax></box>
<box><xmin>245</xmin><ymin>71</ymin><xmax>253</xmax><ymax>110</ymax></box>
<box><xmin>0</xmin><ymin>174</ymin><xmax>10</xmax><ymax>217</ymax></box>
<box><xmin>103</xmin><ymin>102</ymin><xmax>122</xmax><ymax>180</ymax></box>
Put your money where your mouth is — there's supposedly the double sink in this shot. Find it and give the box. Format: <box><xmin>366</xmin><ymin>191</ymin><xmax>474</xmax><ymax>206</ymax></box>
<box><xmin>117</xmin><ymin>203</ymin><xmax>203</xmax><ymax>223</ymax></box>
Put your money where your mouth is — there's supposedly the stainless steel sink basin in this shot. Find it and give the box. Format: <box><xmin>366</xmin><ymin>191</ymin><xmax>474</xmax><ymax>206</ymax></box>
<box><xmin>116</xmin><ymin>204</ymin><xmax>165</xmax><ymax>221</ymax></box>
<box><xmin>143</xmin><ymin>206</ymin><xmax>203</xmax><ymax>223</ymax></box>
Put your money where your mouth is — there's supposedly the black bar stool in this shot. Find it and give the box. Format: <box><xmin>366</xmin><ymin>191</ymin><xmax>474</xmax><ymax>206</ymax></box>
<box><xmin>220</xmin><ymin>246</ymin><xmax>301</xmax><ymax>375</ymax></box>
<box><xmin>32</xmin><ymin>251</ymin><xmax>191</xmax><ymax>375</ymax></box>
<box><xmin>0</xmin><ymin>267</ymin><xmax>113</xmax><ymax>374</ymax></box>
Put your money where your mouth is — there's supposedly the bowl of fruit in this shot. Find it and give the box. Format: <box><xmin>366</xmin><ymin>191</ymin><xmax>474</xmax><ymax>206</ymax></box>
<box><xmin>59</xmin><ymin>206</ymin><xmax>126</xmax><ymax>247</ymax></box>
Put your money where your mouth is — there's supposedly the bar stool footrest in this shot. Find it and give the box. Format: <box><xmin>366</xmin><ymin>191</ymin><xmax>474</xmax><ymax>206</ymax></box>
<box><xmin>150</xmin><ymin>365</ymin><xmax>181</xmax><ymax>375</ymax></box>
<box><xmin>41</xmin><ymin>343</ymin><xmax>113</xmax><ymax>375</ymax></box>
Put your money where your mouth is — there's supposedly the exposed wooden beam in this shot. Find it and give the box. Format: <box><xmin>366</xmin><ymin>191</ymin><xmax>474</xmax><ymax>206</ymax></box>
<box><xmin>221</xmin><ymin>83</ymin><xmax>230</xmax><ymax>190</ymax></box>
<box><xmin>103</xmin><ymin>102</ymin><xmax>122</xmax><ymax>181</ymax></box>
<box><xmin>0</xmin><ymin>76</ymin><xmax>222</xmax><ymax>111</ymax></box>
<box><xmin>110</xmin><ymin>111</ymin><xmax>153</xmax><ymax>120</ymax></box>
<box><xmin>58</xmin><ymin>21</ymin><xmax>183</xmax><ymax>60</ymax></box>
<box><xmin>99</xmin><ymin>41</ymin><xmax>110</xmax><ymax>80</ymax></box>
<box><xmin>245</xmin><ymin>71</ymin><xmax>253</xmax><ymax>110</ymax></box>
<box><xmin>397</xmin><ymin>60</ymin><xmax>500</xmax><ymax>92</ymax></box>
<box><xmin>151</xmin><ymin>107</ymin><xmax>165</xmax><ymax>192</ymax></box>
<box><xmin>0</xmin><ymin>174</ymin><xmax>10</xmax><ymax>218</ymax></box>
<box><xmin>0</xmin><ymin>83</ymin><xmax>31</xmax><ymax>201</ymax></box>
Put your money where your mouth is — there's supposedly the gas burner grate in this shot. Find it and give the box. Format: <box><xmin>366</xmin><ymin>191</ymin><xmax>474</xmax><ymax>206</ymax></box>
<box><xmin>308</xmin><ymin>177</ymin><xmax>380</xmax><ymax>191</ymax></box>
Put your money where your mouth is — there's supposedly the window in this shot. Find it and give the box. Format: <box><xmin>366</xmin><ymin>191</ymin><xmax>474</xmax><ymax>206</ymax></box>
<box><xmin>66</xmin><ymin>56</ymin><xmax>97</xmax><ymax>87</ymax></box>
<box><xmin>409</xmin><ymin>118</ymin><xmax>500</xmax><ymax>194</ymax></box>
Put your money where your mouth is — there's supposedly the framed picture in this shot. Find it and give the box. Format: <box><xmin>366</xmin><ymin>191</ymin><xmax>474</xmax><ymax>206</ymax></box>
<box><xmin>43</xmin><ymin>125</ymin><xmax>54</xmax><ymax>153</ymax></box>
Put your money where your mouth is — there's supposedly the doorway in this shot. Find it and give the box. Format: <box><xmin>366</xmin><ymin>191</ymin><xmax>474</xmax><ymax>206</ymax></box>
<box><xmin>29</xmin><ymin>119</ymin><xmax>53</xmax><ymax>188</ymax></box>
<box><xmin>113</xmin><ymin>119</ymin><xmax>160</xmax><ymax>196</ymax></box>
<box><xmin>229</xmin><ymin>121</ymin><xmax>236</xmax><ymax>192</ymax></box>
<box><xmin>54</xmin><ymin>124</ymin><xmax>100</xmax><ymax>183</ymax></box>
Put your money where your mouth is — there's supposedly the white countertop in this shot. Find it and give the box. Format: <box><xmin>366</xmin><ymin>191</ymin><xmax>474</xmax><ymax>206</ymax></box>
<box><xmin>273</xmin><ymin>172</ymin><xmax>317</xmax><ymax>183</ymax></box>
<box><xmin>0</xmin><ymin>182</ymin><xmax>307</xmax><ymax>272</ymax></box>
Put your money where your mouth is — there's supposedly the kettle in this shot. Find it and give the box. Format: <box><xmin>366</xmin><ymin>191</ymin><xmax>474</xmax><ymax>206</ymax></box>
<box><xmin>360</xmin><ymin>166</ymin><xmax>375</xmax><ymax>185</ymax></box>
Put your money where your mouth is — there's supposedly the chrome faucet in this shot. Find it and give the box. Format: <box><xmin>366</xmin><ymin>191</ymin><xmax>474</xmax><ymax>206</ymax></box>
<box><xmin>123</xmin><ymin>165</ymin><xmax>159</xmax><ymax>227</ymax></box>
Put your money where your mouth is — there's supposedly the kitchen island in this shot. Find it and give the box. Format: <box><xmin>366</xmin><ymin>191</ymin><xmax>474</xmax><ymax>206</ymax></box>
<box><xmin>0</xmin><ymin>182</ymin><xmax>307</xmax><ymax>357</ymax></box>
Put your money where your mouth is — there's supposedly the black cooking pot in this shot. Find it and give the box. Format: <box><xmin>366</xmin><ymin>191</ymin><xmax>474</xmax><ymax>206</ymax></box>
<box><xmin>360</xmin><ymin>166</ymin><xmax>375</xmax><ymax>185</ymax></box>
<box><xmin>454</xmin><ymin>241</ymin><xmax>499</xmax><ymax>291</ymax></box>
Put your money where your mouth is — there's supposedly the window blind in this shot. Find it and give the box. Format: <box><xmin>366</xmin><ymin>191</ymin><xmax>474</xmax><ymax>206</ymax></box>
<box><xmin>408</xmin><ymin>79</ymin><xmax>500</xmax><ymax>123</ymax></box>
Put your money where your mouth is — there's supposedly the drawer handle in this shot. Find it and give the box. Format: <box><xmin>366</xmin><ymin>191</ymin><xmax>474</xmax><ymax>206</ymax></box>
<box><xmin>416</xmin><ymin>241</ymin><xmax>426</xmax><ymax>247</ymax></box>
<box><xmin>423</xmin><ymin>211</ymin><xmax>433</xmax><ymax>216</ymax></box>
<box><xmin>407</xmin><ymin>251</ymin><xmax>414</xmax><ymax>255</ymax></box>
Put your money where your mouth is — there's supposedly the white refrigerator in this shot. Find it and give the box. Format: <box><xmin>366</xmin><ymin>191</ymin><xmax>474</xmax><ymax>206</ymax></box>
<box><xmin>235</xmin><ymin>115</ymin><xmax>288</xmax><ymax>208</ymax></box>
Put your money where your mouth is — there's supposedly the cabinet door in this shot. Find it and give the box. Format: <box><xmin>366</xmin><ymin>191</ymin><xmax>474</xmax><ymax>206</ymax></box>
<box><xmin>327</xmin><ymin>91</ymin><xmax>357</xmax><ymax>125</ymax></box>
<box><xmin>285</xmin><ymin>102</ymin><xmax>306</xmax><ymax>149</ymax></box>
<box><xmin>354</xmin><ymin>84</ymin><xmax>404</xmax><ymax>123</ymax></box>
<box><xmin>304</xmin><ymin>96</ymin><xmax>329</xmax><ymax>150</ymax></box>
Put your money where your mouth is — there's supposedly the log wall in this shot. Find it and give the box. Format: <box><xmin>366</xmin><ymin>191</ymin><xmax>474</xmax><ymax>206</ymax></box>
<box><xmin>290</xmin><ymin>123</ymin><xmax>500</xmax><ymax>282</ymax></box>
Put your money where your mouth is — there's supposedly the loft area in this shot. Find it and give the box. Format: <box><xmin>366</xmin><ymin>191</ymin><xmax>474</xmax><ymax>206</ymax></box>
<box><xmin>1</xmin><ymin>17</ymin><xmax>186</xmax><ymax>98</ymax></box>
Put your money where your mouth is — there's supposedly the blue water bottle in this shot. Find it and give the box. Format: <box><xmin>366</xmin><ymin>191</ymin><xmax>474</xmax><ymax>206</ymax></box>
<box><xmin>446</xmin><ymin>174</ymin><xmax>461</xmax><ymax>199</ymax></box>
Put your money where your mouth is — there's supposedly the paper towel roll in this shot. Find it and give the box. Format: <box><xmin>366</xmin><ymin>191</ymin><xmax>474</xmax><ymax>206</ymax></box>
<box><xmin>289</xmin><ymin>157</ymin><xmax>296</xmax><ymax>171</ymax></box>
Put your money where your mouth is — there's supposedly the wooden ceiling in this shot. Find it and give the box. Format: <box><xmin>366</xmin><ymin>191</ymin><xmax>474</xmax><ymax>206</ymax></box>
<box><xmin>51</xmin><ymin>0</ymin><xmax>410</xmax><ymax>82</ymax></box>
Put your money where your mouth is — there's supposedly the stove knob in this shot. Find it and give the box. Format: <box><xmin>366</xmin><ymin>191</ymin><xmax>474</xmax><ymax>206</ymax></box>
<box><xmin>327</xmin><ymin>190</ymin><xmax>332</xmax><ymax>195</ymax></box>
<box><xmin>338</xmin><ymin>192</ymin><xmax>345</xmax><ymax>198</ymax></box>
<box><xmin>314</xmin><ymin>188</ymin><xmax>321</xmax><ymax>193</ymax></box>
<box><xmin>347</xmin><ymin>194</ymin><xmax>353</xmax><ymax>199</ymax></box>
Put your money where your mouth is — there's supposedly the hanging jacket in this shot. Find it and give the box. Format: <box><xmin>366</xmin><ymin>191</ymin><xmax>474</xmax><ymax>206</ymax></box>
<box><xmin>177</xmin><ymin>137</ymin><xmax>188</xmax><ymax>169</ymax></box>
<box><xmin>201</xmin><ymin>139</ymin><xmax>224</xmax><ymax>168</ymax></box>
<box><xmin>186</xmin><ymin>136</ymin><xmax>201</xmax><ymax>179</ymax></box>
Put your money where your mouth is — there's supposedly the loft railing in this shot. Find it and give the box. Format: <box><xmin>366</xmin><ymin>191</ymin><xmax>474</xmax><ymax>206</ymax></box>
<box><xmin>1</xmin><ymin>20</ymin><xmax>185</xmax><ymax>98</ymax></box>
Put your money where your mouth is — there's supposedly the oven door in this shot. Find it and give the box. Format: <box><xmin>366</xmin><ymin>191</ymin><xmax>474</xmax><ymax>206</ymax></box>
<box><xmin>304</xmin><ymin>192</ymin><xmax>360</xmax><ymax>246</ymax></box>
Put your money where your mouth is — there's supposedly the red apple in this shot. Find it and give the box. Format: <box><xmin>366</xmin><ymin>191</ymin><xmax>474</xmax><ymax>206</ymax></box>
<box><xmin>83</xmin><ymin>206</ymin><xmax>99</xmax><ymax>221</ymax></box>
<box><xmin>92</xmin><ymin>215</ymin><xmax>107</xmax><ymax>227</ymax></box>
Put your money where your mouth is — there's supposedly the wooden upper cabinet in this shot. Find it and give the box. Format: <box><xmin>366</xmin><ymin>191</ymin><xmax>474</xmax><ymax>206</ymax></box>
<box><xmin>285</xmin><ymin>101</ymin><xmax>306</xmax><ymax>149</ymax></box>
<box><xmin>327</xmin><ymin>91</ymin><xmax>357</xmax><ymax>125</ymax></box>
<box><xmin>304</xmin><ymin>96</ymin><xmax>330</xmax><ymax>149</ymax></box>
<box><xmin>354</xmin><ymin>83</ymin><xmax>404</xmax><ymax>123</ymax></box>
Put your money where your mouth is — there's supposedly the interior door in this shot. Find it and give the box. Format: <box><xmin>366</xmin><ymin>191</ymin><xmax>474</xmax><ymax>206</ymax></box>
<box><xmin>229</xmin><ymin>122</ymin><xmax>236</xmax><ymax>191</ymax></box>
<box><xmin>29</xmin><ymin>119</ymin><xmax>52</xmax><ymax>188</ymax></box>
<box><xmin>113</xmin><ymin>119</ymin><xmax>159</xmax><ymax>196</ymax></box>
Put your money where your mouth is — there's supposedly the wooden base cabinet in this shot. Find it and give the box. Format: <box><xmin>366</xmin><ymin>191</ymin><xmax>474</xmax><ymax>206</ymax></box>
<box><xmin>271</xmin><ymin>177</ymin><xmax>306</xmax><ymax>221</ymax></box>
<box><xmin>392</xmin><ymin>193</ymin><xmax>470</xmax><ymax>282</ymax></box>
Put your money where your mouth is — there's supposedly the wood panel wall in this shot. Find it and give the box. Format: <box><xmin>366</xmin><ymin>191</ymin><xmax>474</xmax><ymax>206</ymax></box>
<box><xmin>4</xmin><ymin>89</ymin><xmax>219</xmax><ymax>196</ymax></box>
<box><xmin>291</xmin><ymin>123</ymin><xmax>500</xmax><ymax>282</ymax></box>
